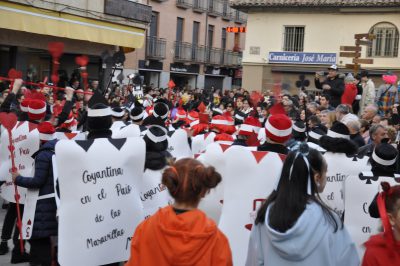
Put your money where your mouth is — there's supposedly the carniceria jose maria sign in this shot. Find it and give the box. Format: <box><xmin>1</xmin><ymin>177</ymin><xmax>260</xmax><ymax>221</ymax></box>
<box><xmin>268</xmin><ymin>52</ymin><xmax>336</xmax><ymax>65</ymax></box>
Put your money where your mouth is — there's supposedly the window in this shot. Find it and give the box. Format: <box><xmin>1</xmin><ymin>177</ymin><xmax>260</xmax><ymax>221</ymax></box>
<box><xmin>283</xmin><ymin>26</ymin><xmax>304</xmax><ymax>52</ymax></box>
<box><xmin>176</xmin><ymin>17</ymin><xmax>184</xmax><ymax>42</ymax></box>
<box><xmin>149</xmin><ymin>12</ymin><xmax>158</xmax><ymax>37</ymax></box>
<box><xmin>368</xmin><ymin>22</ymin><xmax>399</xmax><ymax>57</ymax></box>
<box><xmin>221</xmin><ymin>28</ymin><xmax>227</xmax><ymax>50</ymax></box>
<box><xmin>208</xmin><ymin>25</ymin><xmax>214</xmax><ymax>48</ymax></box>
<box><xmin>192</xmin><ymin>22</ymin><xmax>200</xmax><ymax>60</ymax></box>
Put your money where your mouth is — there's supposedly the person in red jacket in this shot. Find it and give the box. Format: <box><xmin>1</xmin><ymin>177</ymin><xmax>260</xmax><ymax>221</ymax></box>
<box><xmin>125</xmin><ymin>158</ymin><xmax>232</xmax><ymax>266</ymax></box>
<box><xmin>341</xmin><ymin>73</ymin><xmax>358</xmax><ymax>106</ymax></box>
<box><xmin>362</xmin><ymin>182</ymin><xmax>400</xmax><ymax>266</ymax></box>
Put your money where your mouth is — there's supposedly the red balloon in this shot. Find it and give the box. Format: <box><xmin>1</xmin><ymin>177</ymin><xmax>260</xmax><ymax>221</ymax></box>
<box><xmin>48</xmin><ymin>42</ymin><xmax>64</xmax><ymax>58</ymax></box>
<box><xmin>75</xmin><ymin>55</ymin><xmax>89</xmax><ymax>67</ymax></box>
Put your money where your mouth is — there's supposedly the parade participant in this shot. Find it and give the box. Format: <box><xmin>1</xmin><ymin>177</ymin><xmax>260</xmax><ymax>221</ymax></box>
<box><xmin>56</xmin><ymin>112</ymin><xmax>77</xmax><ymax>133</ymax></box>
<box><xmin>315</xmin><ymin>65</ymin><xmax>345</xmax><ymax>107</ymax></box>
<box><xmin>171</xmin><ymin>108</ymin><xmax>188</xmax><ymax>130</ymax></box>
<box><xmin>214</xmin><ymin>133</ymin><xmax>235</xmax><ymax>146</ymax></box>
<box><xmin>142</xmin><ymin>100</ymin><xmax>169</xmax><ymax>127</ymax></box>
<box><xmin>110</xmin><ymin>106</ymin><xmax>127</xmax><ymax>130</ymax></box>
<box><xmin>143</xmin><ymin>125</ymin><xmax>172</xmax><ymax>170</ymax></box>
<box><xmin>307</xmin><ymin>126</ymin><xmax>327</xmax><ymax>152</ymax></box>
<box><xmin>287</xmin><ymin>120</ymin><xmax>307</xmax><ymax>151</ymax></box>
<box><xmin>130</xmin><ymin>105</ymin><xmax>146</xmax><ymax>126</ymax></box>
<box><xmin>359</xmin><ymin>71</ymin><xmax>376</xmax><ymax>116</ymax></box>
<box><xmin>12</xmin><ymin>122</ymin><xmax>58</xmax><ymax>266</ymax></box>
<box><xmin>209</xmin><ymin>115</ymin><xmax>236</xmax><ymax>135</ymax></box>
<box><xmin>233</xmin><ymin>116</ymin><xmax>262</xmax><ymax>146</ymax></box>
<box><xmin>257</xmin><ymin>114</ymin><xmax>292</xmax><ymax>154</ymax></box>
<box><xmin>246</xmin><ymin>145</ymin><xmax>359</xmax><ymax>266</ymax></box>
<box><xmin>126</xmin><ymin>158</ymin><xmax>232</xmax><ymax>266</ymax></box>
<box><xmin>362</xmin><ymin>182</ymin><xmax>400</xmax><ymax>265</ymax></box>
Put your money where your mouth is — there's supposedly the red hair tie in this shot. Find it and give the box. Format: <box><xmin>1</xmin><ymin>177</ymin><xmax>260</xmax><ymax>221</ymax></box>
<box><xmin>377</xmin><ymin>191</ymin><xmax>395</xmax><ymax>245</ymax></box>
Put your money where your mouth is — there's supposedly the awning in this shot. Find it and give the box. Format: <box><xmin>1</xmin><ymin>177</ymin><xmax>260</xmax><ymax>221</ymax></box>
<box><xmin>0</xmin><ymin>2</ymin><xmax>145</xmax><ymax>49</ymax></box>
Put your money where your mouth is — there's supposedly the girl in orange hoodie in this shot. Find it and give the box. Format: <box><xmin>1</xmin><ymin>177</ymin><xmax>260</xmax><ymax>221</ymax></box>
<box><xmin>125</xmin><ymin>158</ymin><xmax>233</xmax><ymax>266</ymax></box>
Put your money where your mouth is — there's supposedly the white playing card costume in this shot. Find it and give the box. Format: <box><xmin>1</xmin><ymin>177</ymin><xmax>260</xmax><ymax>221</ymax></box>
<box><xmin>55</xmin><ymin>131</ymin><xmax>86</xmax><ymax>141</ymax></box>
<box><xmin>344</xmin><ymin>172</ymin><xmax>400</xmax><ymax>257</ymax></box>
<box><xmin>218</xmin><ymin>146</ymin><xmax>285</xmax><ymax>266</ymax></box>
<box><xmin>320</xmin><ymin>153</ymin><xmax>369</xmax><ymax>218</ymax></box>
<box><xmin>166</xmin><ymin>129</ymin><xmax>192</xmax><ymax>160</ymax></box>
<box><xmin>0</xmin><ymin>122</ymin><xmax>40</xmax><ymax>204</ymax></box>
<box><xmin>55</xmin><ymin>137</ymin><xmax>145</xmax><ymax>266</ymax></box>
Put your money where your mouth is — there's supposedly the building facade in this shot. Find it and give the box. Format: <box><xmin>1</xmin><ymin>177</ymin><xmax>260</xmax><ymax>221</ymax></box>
<box><xmin>0</xmin><ymin>0</ymin><xmax>149</xmax><ymax>85</ymax></box>
<box><xmin>232</xmin><ymin>0</ymin><xmax>400</xmax><ymax>94</ymax></box>
<box><xmin>123</xmin><ymin>0</ymin><xmax>247</xmax><ymax>90</ymax></box>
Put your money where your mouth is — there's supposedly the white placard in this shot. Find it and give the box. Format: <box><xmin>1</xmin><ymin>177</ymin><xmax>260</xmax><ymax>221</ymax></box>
<box><xmin>140</xmin><ymin>169</ymin><xmax>172</xmax><ymax>219</ymax></box>
<box><xmin>0</xmin><ymin>122</ymin><xmax>39</xmax><ymax>203</ymax></box>
<box><xmin>56</xmin><ymin>137</ymin><xmax>145</xmax><ymax>266</ymax></box>
<box><xmin>321</xmin><ymin>153</ymin><xmax>369</xmax><ymax>217</ymax></box>
<box><xmin>218</xmin><ymin>146</ymin><xmax>284</xmax><ymax>266</ymax></box>
<box><xmin>344</xmin><ymin>173</ymin><xmax>400</xmax><ymax>257</ymax></box>
<box><xmin>167</xmin><ymin>129</ymin><xmax>192</xmax><ymax>160</ymax></box>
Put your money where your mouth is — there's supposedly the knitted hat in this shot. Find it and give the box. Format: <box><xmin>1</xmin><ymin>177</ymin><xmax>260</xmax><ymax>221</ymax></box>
<box><xmin>111</xmin><ymin>107</ymin><xmax>126</xmax><ymax>118</ymax></box>
<box><xmin>87</xmin><ymin>90</ymin><xmax>112</xmax><ymax>131</ymax></box>
<box><xmin>130</xmin><ymin>106</ymin><xmax>146</xmax><ymax>122</ymax></box>
<box><xmin>327</xmin><ymin>122</ymin><xmax>350</xmax><ymax>140</ymax></box>
<box><xmin>187</xmin><ymin>110</ymin><xmax>199</xmax><ymax>122</ymax></box>
<box><xmin>20</xmin><ymin>98</ymin><xmax>30</xmax><ymax>113</ymax></box>
<box><xmin>371</xmin><ymin>142</ymin><xmax>398</xmax><ymax>167</ymax></box>
<box><xmin>210</xmin><ymin>115</ymin><xmax>236</xmax><ymax>135</ymax></box>
<box><xmin>265</xmin><ymin>114</ymin><xmax>292</xmax><ymax>143</ymax></box>
<box><xmin>153</xmin><ymin>102</ymin><xmax>169</xmax><ymax>120</ymax></box>
<box><xmin>38</xmin><ymin>121</ymin><xmax>55</xmax><ymax>142</ymax></box>
<box><xmin>175</xmin><ymin>108</ymin><xmax>187</xmax><ymax>121</ymax></box>
<box><xmin>238</xmin><ymin>116</ymin><xmax>262</xmax><ymax>136</ymax></box>
<box><xmin>143</xmin><ymin>125</ymin><xmax>168</xmax><ymax>152</ymax></box>
<box><xmin>292</xmin><ymin>120</ymin><xmax>307</xmax><ymax>140</ymax></box>
<box><xmin>345</xmin><ymin>73</ymin><xmax>355</xmax><ymax>83</ymax></box>
<box><xmin>28</xmin><ymin>99</ymin><xmax>46</xmax><ymax>121</ymax></box>
<box><xmin>214</xmin><ymin>133</ymin><xmax>234</xmax><ymax>145</ymax></box>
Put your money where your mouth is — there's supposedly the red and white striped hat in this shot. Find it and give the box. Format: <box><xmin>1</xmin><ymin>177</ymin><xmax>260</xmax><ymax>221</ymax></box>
<box><xmin>20</xmin><ymin>98</ymin><xmax>30</xmax><ymax>113</ymax></box>
<box><xmin>265</xmin><ymin>114</ymin><xmax>292</xmax><ymax>143</ymax></box>
<box><xmin>214</xmin><ymin>133</ymin><xmax>234</xmax><ymax>145</ymax></box>
<box><xmin>175</xmin><ymin>109</ymin><xmax>187</xmax><ymax>121</ymax></box>
<box><xmin>239</xmin><ymin>116</ymin><xmax>262</xmax><ymax>136</ymax></box>
<box><xmin>38</xmin><ymin>121</ymin><xmax>55</xmax><ymax>142</ymax></box>
<box><xmin>187</xmin><ymin>110</ymin><xmax>199</xmax><ymax>122</ymax></box>
<box><xmin>28</xmin><ymin>99</ymin><xmax>46</xmax><ymax>121</ymax></box>
<box><xmin>210</xmin><ymin>115</ymin><xmax>236</xmax><ymax>135</ymax></box>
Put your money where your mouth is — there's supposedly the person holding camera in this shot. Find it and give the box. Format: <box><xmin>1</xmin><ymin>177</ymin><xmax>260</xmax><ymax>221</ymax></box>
<box><xmin>315</xmin><ymin>65</ymin><xmax>345</xmax><ymax>108</ymax></box>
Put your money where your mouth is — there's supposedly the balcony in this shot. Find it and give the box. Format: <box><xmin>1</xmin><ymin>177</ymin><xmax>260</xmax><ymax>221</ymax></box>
<box><xmin>193</xmin><ymin>0</ymin><xmax>207</xmax><ymax>13</ymax></box>
<box><xmin>176</xmin><ymin>0</ymin><xmax>192</xmax><ymax>9</ymax></box>
<box><xmin>223</xmin><ymin>51</ymin><xmax>242</xmax><ymax>66</ymax></box>
<box><xmin>234</xmin><ymin>10</ymin><xmax>247</xmax><ymax>24</ymax></box>
<box><xmin>206</xmin><ymin>47</ymin><xmax>223</xmax><ymax>65</ymax></box>
<box><xmin>174</xmin><ymin>41</ymin><xmax>193</xmax><ymax>62</ymax></box>
<box><xmin>208</xmin><ymin>0</ymin><xmax>223</xmax><ymax>17</ymax></box>
<box><xmin>146</xmin><ymin>36</ymin><xmax>166</xmax><ymax>60</ymax></box>
<box><xmin>192</xmin><ymin>45</ymin><xmax>206</xmax><ymax>63</ymax></box>
<box><xmin>222</xmin><ymin>4</ymin><xmax>232</xmax><ymax>21</ymax></box>
<box><xmin>104</xmin><ymin>0</ymin><xmax>152</xmax><ymax>23</ymax></box>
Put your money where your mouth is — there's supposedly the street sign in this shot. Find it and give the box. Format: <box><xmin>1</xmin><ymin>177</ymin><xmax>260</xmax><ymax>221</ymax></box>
<box><xmin>340</xmin><ymin>52</ymin><xmax>361</xmax><ymax>58</ymax></box>
<box><xmin>340</xmin><ymin>46</ymin><xmax>362</xmax><ymax>52</ymax></box>
<box><xmin>345</xmin><ymin>64</ymin><xmax>357</xmax><ymax>69</ymax></box>
<box><xmin>356</xmin><ymin>40</ymin><xmax>372</xmax><ymax>46</ymax></box>
<box><xmin>354</xmin><ymin>33</ymin><xmax>376</xmax><ymax>40</ymax></box>
<box><xmin>353</xmin><ymin>58</ymin><xmax>374</xmax><ymax>64</ymax></box>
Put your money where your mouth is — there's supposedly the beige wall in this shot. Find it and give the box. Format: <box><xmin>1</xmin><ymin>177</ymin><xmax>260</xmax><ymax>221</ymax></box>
<box><xmin>125</xmin><ymin>0</ymin><xmax>246</xmax><ymax>72</ymax></box>
<box><xmin>243</xmin><ymin>11</ymin><xmax>400</xmax><ymax>68</ymax></box>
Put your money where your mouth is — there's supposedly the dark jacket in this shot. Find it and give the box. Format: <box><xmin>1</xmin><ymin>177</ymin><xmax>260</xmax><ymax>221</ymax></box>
<box><xmin>315</xmin><ymin>75</ymin><xmax>345</xmax><ymax>107</ymax></box>
<box><xmin>15</xmin><ymin>139</ymin><xmax>58</xmax><ymax>239</ymax></box>
<box><xmin>357</xmin><ymin>143</ymin><xmax>374</xmax><ymax>158</ymax></box>
<box><xmin>350</xmin><ymin>133</ymin><xmax>366</xmax><ymax>148</ymax></box>
<box><xmin>257</xmin><ymin>142</ymin><xmax>288</xmax><ymax>155</ymax></box>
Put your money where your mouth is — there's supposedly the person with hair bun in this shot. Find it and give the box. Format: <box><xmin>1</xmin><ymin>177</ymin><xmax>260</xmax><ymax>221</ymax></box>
<box><xmin>246</xmin><ymin>144</ymin><xmax>359</xmax><ymax>266</ymax></box>
<box><xmin>362</xmin><ymin>182</ymin><xmax>400</xmax><ymax>265</ymax></box>
<box><xmin>126</xmin><ymin>158</ymin><xmax>232</xmax><ymax>266</ymax></box>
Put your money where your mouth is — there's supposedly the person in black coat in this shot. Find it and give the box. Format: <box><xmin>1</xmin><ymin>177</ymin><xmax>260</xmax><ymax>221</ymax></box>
<box><xmin>315</xmin><ymin>65</ymin><xmax>345</xmax><ymax>107</ymax></box>
<box><xmin>12</xmin><ymin>128</ymin><xmax>58</xmax><ymax>266</ymax></box>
